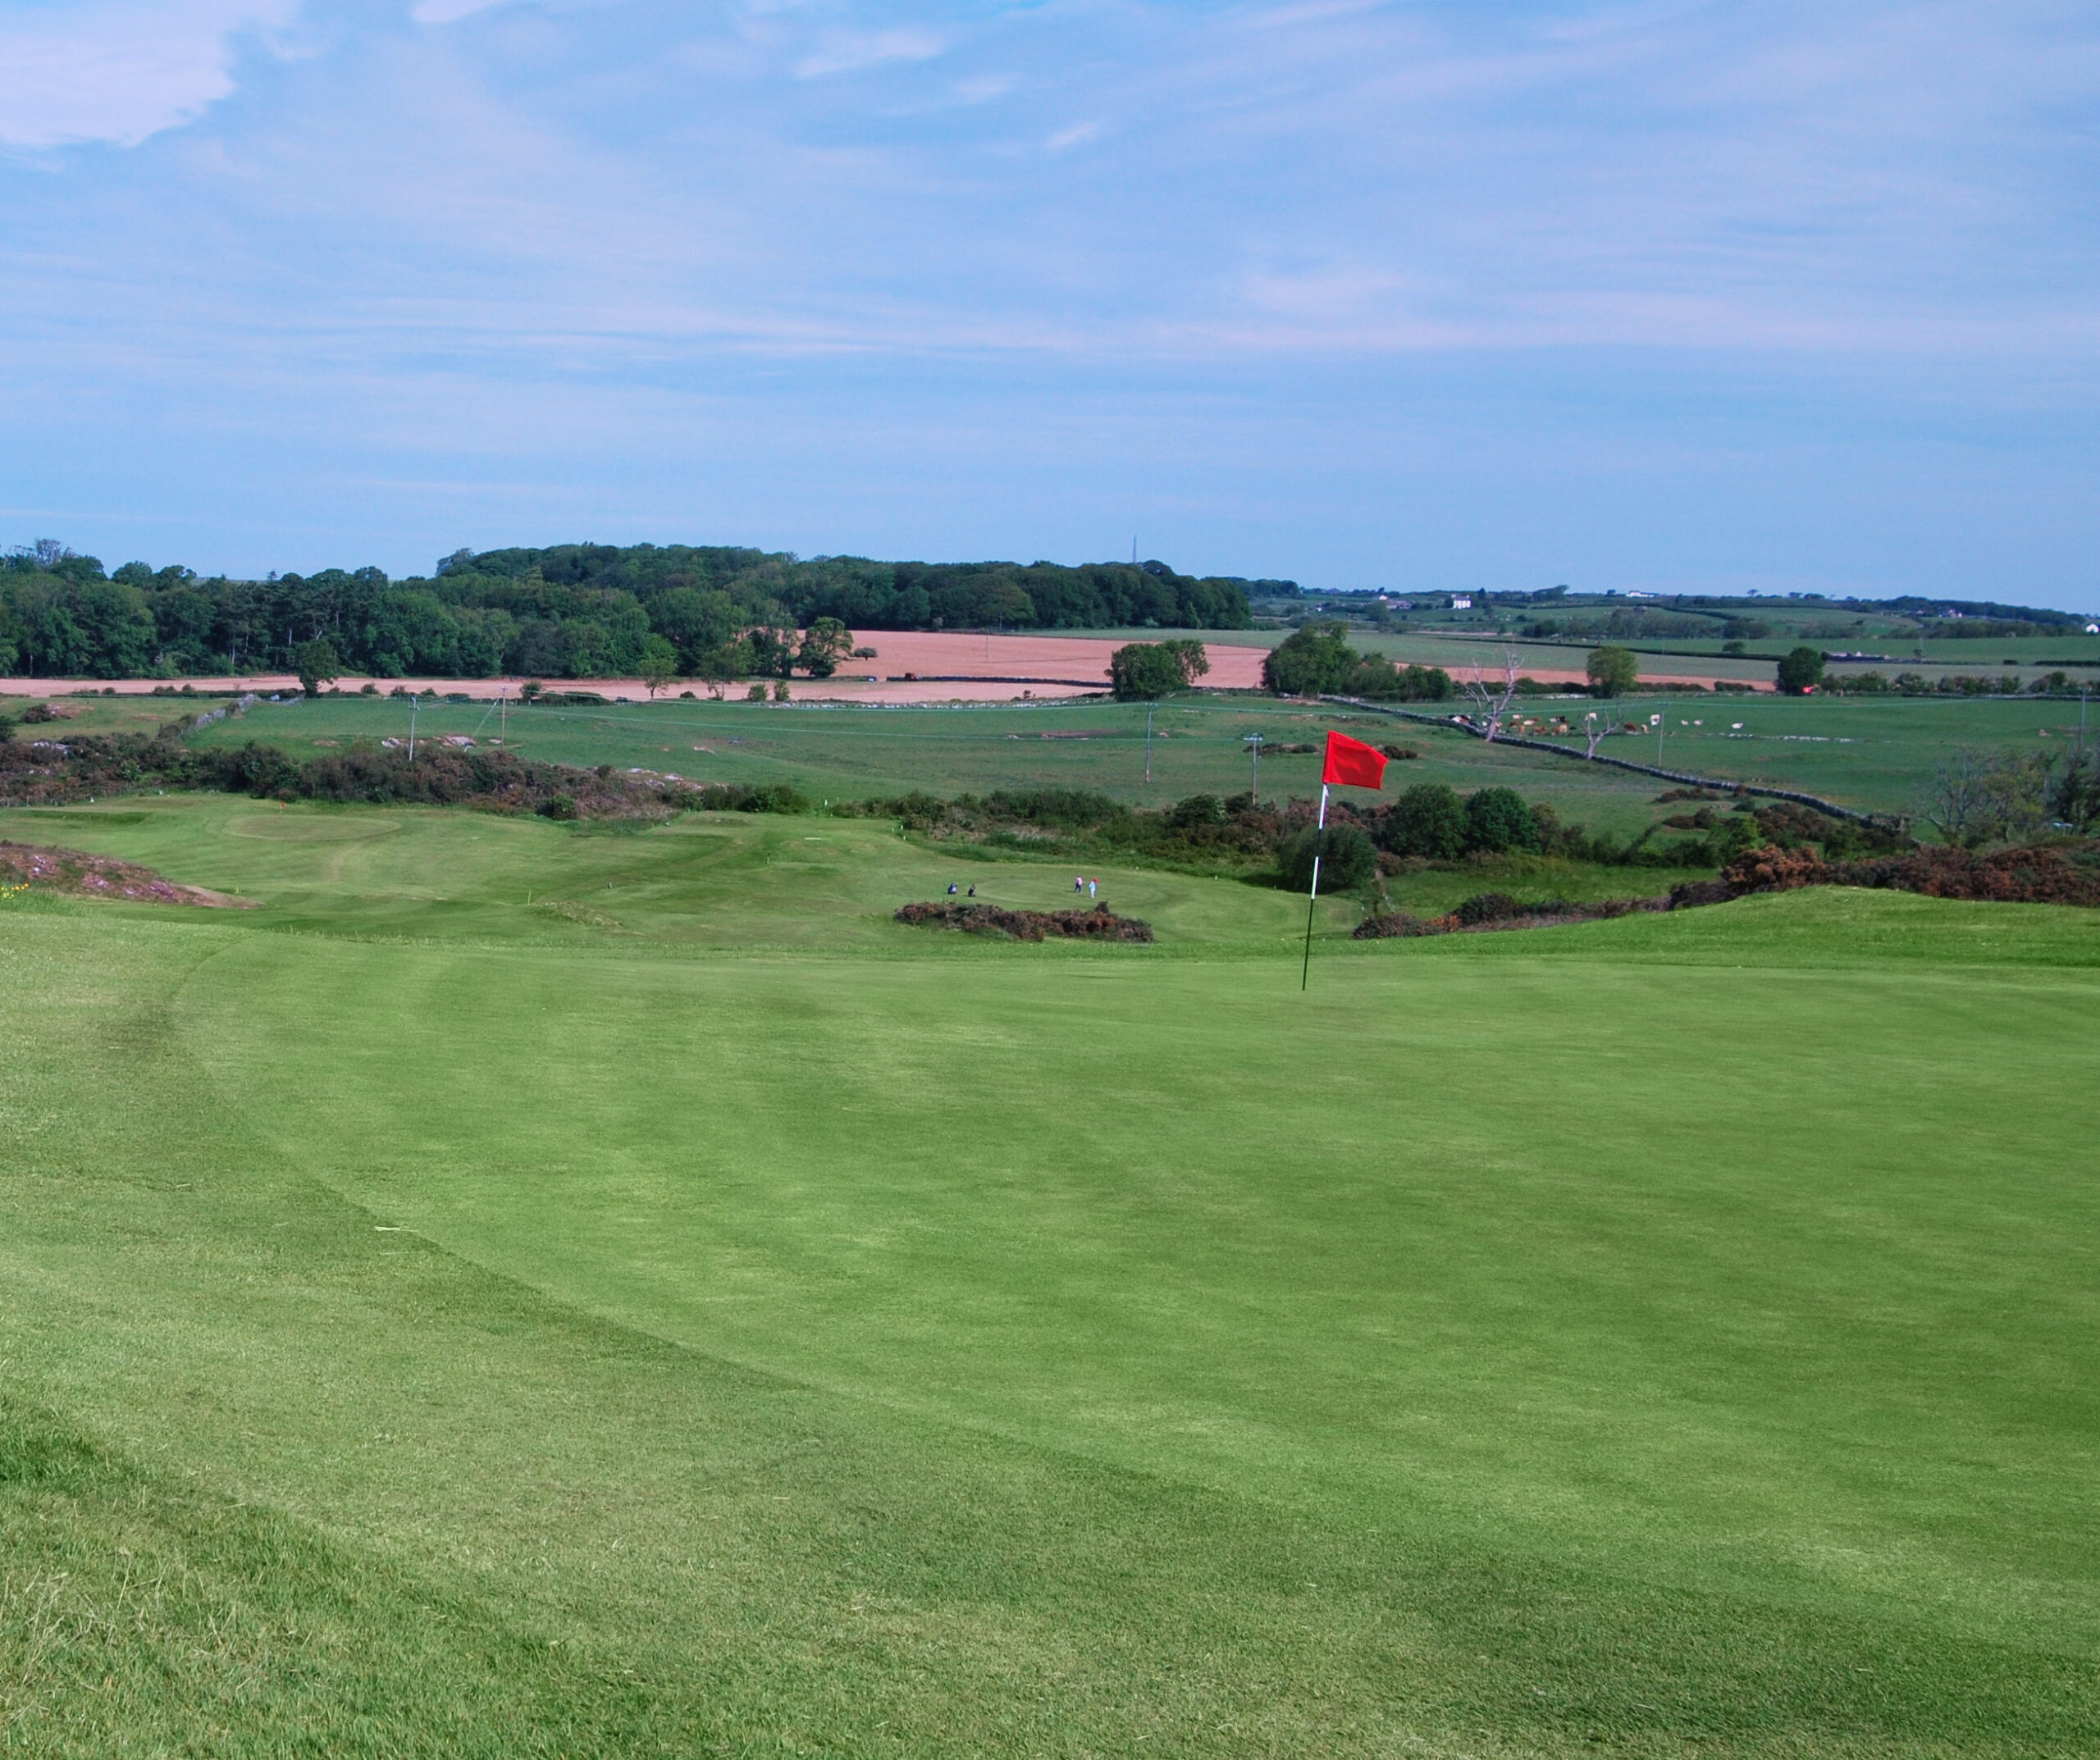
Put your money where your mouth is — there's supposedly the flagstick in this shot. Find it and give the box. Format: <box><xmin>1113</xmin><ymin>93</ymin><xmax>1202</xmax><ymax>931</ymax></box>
<box><xmin>1300</xmin><ymin>783</ymin><xmax>1328</xmax><ymax>991</ymax></box>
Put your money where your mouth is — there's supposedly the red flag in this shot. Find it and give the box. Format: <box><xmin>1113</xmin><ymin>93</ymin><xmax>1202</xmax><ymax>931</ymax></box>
<box><xmin>1322</xmin><ymin>730</ymin><xmax>1387</xmax><ymax>789</ymax></box>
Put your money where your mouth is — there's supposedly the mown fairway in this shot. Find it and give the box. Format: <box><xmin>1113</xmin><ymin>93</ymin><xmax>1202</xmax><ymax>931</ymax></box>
<box><xmin>2</xmin><ymin>799</ymin><xmax>2098</xmax><ymax>1756</ymax></box>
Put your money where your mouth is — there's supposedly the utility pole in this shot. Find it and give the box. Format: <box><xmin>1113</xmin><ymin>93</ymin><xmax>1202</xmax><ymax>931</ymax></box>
<box><xmin>1144</xmin><ymin>700</ymin><xmax>1156</xmax><ymax>786</ymax></box>
<box><xmin>409</xmin><ymin>693</ymin><xmax>421</xmax><ymax>761</ymax></box>
<box><xmin>1244</xmin><ymin>732</ymin><xmax>1264</xmax><ymax>798</ymax></box>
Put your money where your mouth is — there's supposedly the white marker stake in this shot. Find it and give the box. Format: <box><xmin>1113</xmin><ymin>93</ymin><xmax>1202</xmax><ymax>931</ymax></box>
<box><xmin>1300</xmin><ymin>783</ymin><xmax>1329</xmax><ymax>992</ymax></box>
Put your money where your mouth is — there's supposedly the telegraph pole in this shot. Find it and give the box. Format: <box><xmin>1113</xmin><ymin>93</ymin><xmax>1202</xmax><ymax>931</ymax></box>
<box><xmin>1244</xmin><ymin>732</ymin><xmax>1264</xmax><ymax>799</ymax></box>
<box><xmin>1144</xmin><ymin>700</ymin><xmax>1157</xmax><ymax>786</ymax></box>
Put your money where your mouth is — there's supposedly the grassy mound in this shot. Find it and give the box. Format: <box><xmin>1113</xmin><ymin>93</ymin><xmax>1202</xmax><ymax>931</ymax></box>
<box><xmin>0</xmin><ymin>837</ymin><xmax>249</xmax><ymax>906</ymax></box>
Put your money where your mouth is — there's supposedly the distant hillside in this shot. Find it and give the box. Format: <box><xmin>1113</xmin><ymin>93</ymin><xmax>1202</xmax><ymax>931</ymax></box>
<box><xmin>0</xmin><ymin>540</ymin><xmax>1265</xmax><ymax>682</ymax></box>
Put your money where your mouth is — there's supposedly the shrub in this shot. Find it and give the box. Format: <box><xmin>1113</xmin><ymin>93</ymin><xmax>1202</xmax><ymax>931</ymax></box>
<box><xmin>1463</xmin><ymin>787</ymin><xmax>1540</xmax><ymax>854</ymax></box>
<box><xmin>1705</xmin><ymin>814</ymin><xmax>1764</xmax><ymax>868</ymax></box>
<box><xmin>1278</xmin><ymin>823</ymin><xmax>1377</xmax><ymax>891</ymax></box>
<box><xmin>1347</xmin><ymin>659</ymin><xmax>1454</xmax><ymax>701</ymax></box>
<box><xmin>684</xmin><ymin>782</ymin><xmax>811</xmax><ymax>814</ymax></box>
<box><xmin>1452</xmin><ymin>892</ymin><xmax>1580</xmax><ymax>924</ymax></box>
<box><xmin>894</xmin><ymin>901</ymin><xmax>1154</xmax><ymax>942</ymax></box>
<box><xmin>1165</xmin><ymin>793</ymin><xmax>1226</xmax><ymax>831</ymax></box>
<box><xmin>983</xmin><ymin>788</ymin><xmax>1126</xmax><ymax>830</ymax></box>
<box><xmin>1353</xmin><ymin>911</ymin><xmax>1445</xmax><ymax>938</ymax></box>
<box><xmin>1453</xmin><ymin>891</ymin><xmax>1524</xmax><ymax>925</ymax></box>
<box><xmin>1382</xmin><ymin>783</ymin><xmax>1468</xmax><ymax>859</ymax></box>
<box><xmin>536</xmin><ymin>794</ymin><xmax>579</xmax><ymax>820</ymax></box>
<box><xmin>1692</xmin><ymin>839</ymin><xmax>2100</xmax><ymax>908</ymax></box>
<box><xmin>746</xmin><ymin>783</ymin><xmax>810</xmax><ymax>814</ymax></box>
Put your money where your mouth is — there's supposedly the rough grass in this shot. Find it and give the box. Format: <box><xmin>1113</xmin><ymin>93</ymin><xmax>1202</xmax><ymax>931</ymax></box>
<box><xmin>0</xmin><ymin>796</ymin><xmax>2095</xmax><ymax>1754</ymax></box>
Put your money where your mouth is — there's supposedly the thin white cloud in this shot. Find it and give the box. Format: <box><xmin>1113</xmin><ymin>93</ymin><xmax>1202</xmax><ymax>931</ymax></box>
<box><xmin>951</xmin><ymin>72</ymin><xmax>1014</xmax><ymax>103</ymax></box>
<box><xmin>412</xmin><ymin>0</ymin><xmax>508</xmax><ymax>21</ymax></box>
<box><xmin>792</xmin><ymin>27</ymin><xmax>944</xmax><ymax>80</ymax></box>
<box><xmin>0</xmin><ymin>0</ymin><xmax>300</xmax><ymax>148</ymax></box>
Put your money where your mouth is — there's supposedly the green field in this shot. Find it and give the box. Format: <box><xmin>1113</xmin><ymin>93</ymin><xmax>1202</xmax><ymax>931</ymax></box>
<box><xmin>2</xmin><ymin>796</ymin><xmax>2097</xmax><ymax>1755</ymax></box>
<box><xmin>160</xmin><ymin>686</ymin><xmax>2093</xmax><ymax>822</ymax></box>
<box><xmin>175</xmin><ymin>692</ymin><xmax>1681</xmax><ymax>837</ymax></box>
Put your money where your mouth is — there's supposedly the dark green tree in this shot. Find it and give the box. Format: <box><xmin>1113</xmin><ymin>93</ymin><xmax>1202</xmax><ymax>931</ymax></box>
<box><xmin>1777</xmin><ymin>646</ymin><xmax>1826</xmax><ymax>695</ymax></box>
<box><xmin>1261</xmin><ymin>622</ymin><xmax>1355</xmax><ymax>695</ymax></box>
<box><xmin>648</xmin><ymin>587</ymin><xmax>741</xmax><ymax>672</ymax></box>
<box><xmin>1109</xmin><ymin>638</ymin><xmax>1209</xmax><ymax>700</ymax></box>
<box><xmin>740</xmin><ymin>627</ymin><xmax>797</xmax><ymax>677</ymax></box>
<box><xmin>293</xmin><ymin>638</ymin><xmax>341</xmax><ymax>697</ymax></box>
<box><xmin>796</xmin><ymin>616</ymin><xmax>853</xmax><ymax>678</ymax></box>
<box><xmin>1586</xmin><ymin>645</ymin><xmax>1639</xmax><ymax>698</ymax></box>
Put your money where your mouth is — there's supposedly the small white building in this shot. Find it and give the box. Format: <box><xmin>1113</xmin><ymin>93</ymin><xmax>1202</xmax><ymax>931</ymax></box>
<box><xmin>1450</xmin><ymin>596</ymin><xmax>1472</xmax><ymax>610</ymax></box>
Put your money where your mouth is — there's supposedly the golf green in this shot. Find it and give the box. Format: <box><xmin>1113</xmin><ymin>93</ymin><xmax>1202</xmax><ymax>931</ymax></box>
<box><xmin>2</xmin><ymin>799</ymin><xmax>2094</xmax><ymax>1755</ymax></box>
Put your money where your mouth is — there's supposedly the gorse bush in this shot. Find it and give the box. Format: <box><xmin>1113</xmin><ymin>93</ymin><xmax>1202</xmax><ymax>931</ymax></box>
<box><xmin>1383</xmin><ymin>783</ymin><xmax>1469</xmax><ymax>859</ymax></box>
<box><xmin>982</xmin><ymin>788</ymin><xmax>1128</xmax><ymax>830</ymax></box>
<box><xmin>1368</xmin><ymin>784</ymin><xmax>1540</xmax><ymax>859</ymax></box>
<box><xmin>0</xmin><ymin>729</ymin><xmax>689</xmax><ymax>819</ymax></box>
<box><xmin>1278</xmin><ymin>823</ymin><xmax>1377</xmax><ymax>892</ymax></box>
<box><xmin>1463</xmin><ymin>787</ymin><xmax>1541</xmax><ymax>854</ymax></box>
<box><xmin>684</xmin><ymin>782</ymin><xmax>812</xmax><ymax>814</ymax></box>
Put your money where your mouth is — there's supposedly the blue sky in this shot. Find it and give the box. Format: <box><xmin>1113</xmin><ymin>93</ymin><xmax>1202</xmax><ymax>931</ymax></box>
<box><xmin>2</xmin><ymin>0</ymin><xmax>2096</xmax><ymax>606</ymax></box>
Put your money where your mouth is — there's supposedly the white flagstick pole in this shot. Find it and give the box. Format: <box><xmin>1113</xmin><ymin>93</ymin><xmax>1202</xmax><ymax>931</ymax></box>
<box><xmin>1300</xmin><ymin>782</ymin><xmax>1329</xmax><ymax>991</ymax></box>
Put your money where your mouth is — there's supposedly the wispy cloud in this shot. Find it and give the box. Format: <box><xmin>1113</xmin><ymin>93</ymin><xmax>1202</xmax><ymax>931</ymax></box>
<box><xmin>792</xmin><ymin>26</ymin><xmax>944</xmax><ymax>80</ymax></box>
<box><xmin>0</xmin><ymin>0</ymin><xmax>300</xmax><ymax>147</ymax></box>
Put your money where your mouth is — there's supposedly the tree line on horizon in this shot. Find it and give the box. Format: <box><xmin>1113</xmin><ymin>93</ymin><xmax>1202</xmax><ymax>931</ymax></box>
<box><xmin>0</xmin><ymin>540</ymin><xmax>1265</xmax><ymax>681</ymax></box>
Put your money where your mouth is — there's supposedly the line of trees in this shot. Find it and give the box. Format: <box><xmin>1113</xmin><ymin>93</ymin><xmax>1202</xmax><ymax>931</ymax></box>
<box><xmin>1261</xmin><ymin>622</ymin><xmax>1455</xmax><ymax>699</ymax></box>
<box><xmin>0</xmin><ymin>540</ymin><xmax>1254</xmax><ymax>681</ymax></box>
